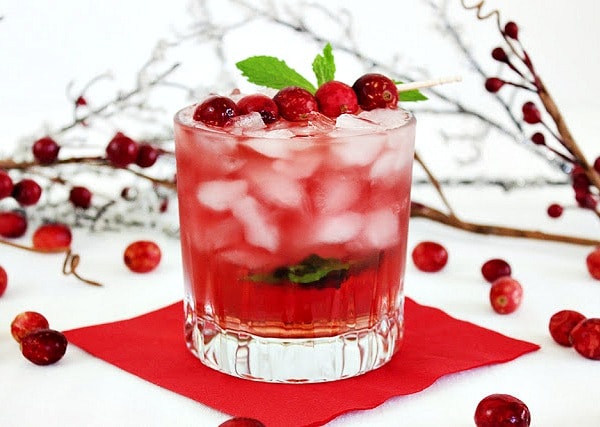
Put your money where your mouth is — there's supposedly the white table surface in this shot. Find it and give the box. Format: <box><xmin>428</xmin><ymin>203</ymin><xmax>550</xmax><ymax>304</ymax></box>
<box><xmin>1</xmin><ymin>184</ymin><xmax>599</xmax><ymax>427</ymax></box>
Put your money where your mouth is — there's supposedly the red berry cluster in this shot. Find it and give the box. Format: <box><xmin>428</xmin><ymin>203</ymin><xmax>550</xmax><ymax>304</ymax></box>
<box><xmin>105</xmin><ymin>132</ymin><xmax>160</xmax><ymax>168</ymax></box>
<box><xmin>193</xmin><ymin>73</ymin><xmax>398</xmax><ymax>127</ymax></box>
<box><xmin>10</xmin><ymin>311</ymin><xmax>68</xmax><ymax>365</ymax></box>
<box><xmin>549</xmin><ymin>309</ymin><xmax>600</xmax><ymax>360</ymax></box>
<box><xmin>0</xmin><ymin>171</ymin><xmax>42</xmax><ymax>207</ymax></box>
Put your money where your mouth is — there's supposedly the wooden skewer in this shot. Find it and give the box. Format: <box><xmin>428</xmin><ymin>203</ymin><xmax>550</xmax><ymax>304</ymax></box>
<box><xmin>397</xmin><ymin>76</ymin><xmax>462</xmax><ymax>92</ymax></box>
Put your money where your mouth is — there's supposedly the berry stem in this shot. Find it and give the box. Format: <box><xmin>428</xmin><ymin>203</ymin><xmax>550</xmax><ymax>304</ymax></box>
<box><xmin>0</xmin><ymin>238</ymin><xmax>102</xmax><ymax>286</ymax></box>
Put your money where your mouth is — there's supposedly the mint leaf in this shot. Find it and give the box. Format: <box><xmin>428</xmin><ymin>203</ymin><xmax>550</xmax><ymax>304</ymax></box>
<box><xmin>312</xmin><ymin>43</ymin><xmax>336</xmax><ymax>87</ymax></box>
<box><xmin>246</xmin><ymin>254</ymin><xmax>350</xmax><ymax>286</ymax></box>
<box><xmin>236</xmin><ymin>56</ymin><xmax>316</xmax><ymax>93</ymax></box>
<box><xmin>395</xmin><ymin>80</ymin><xmax>428</xmax><ymax>102</ymax></box>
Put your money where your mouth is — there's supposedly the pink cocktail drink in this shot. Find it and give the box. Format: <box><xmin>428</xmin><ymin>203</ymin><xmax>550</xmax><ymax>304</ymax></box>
<box><xmin>174</xmin><ymin>105</ymin><xmax>415</xmax><ymax>382</ymax></box>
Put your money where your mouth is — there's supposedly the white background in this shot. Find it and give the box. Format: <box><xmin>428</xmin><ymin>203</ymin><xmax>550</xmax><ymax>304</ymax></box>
<box><xmin>1</xmin><ymin>1</ymin><xmax>600</xmax><ymax>426</ymax></box>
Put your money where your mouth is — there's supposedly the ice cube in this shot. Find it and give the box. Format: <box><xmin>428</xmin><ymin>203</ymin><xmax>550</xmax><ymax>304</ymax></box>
<box><xmin>197</xmin><ymin>180</ymin><xmax>248</xmax><ymax>211</ymax></box>
<box><xmin>310</xmin><ymin>171</ymin><xmax>362</xmax><ymax>214</ymax></box>
<box><xmin>241</xmin><ymin>135</ymin><xmax>293</xmax><ymax>159</ymax></box>
<box><xmin>361</xmin><ymin>209</ymin><xmax>399</xmax><ymax>249</ymax></box>
<box><xmin>312</xmin><ymin>212</ymin><xmax>363</xmax><ymax>244</ymax></box>
<box><xmin>271</xmin><ymin>151</ymin><xmax>322</xmax><ymax>179</ymax></box>
<box><xmin>218</xmin><ymin>247</ymin><xmax>280</xmax><ymax>270</ymax></box>
<box><xmin>329</xmin><ymin>134</ymin><xmax>385</xmax><ymax>167</ymax></box>
<box><xmin>358</xmin><ymin>109</ymin><xmax>411</xmax><ymax>130</ymax></box>
<box><xmin>335</xmin><ymin>113</ymin><xmax>382</xmax><ymax>130</ymax></box>
<box><xmin>195</xmin><ymin>217</ymin><xmax>243</xmax><ymax>252</ymax></box>
<box><xmin>225</xmin><ymin>112</ymin><xmax>266</xmax><ymax>136</ymax></box>
<box><xmin>231</xmin><ymin>196</ymin><xmax>280</xmax><ymax>252</ymax></box>
<box><xmin>369</xmin><ymin>150</ymin><xmax>397</xmax><ymax>180</ymax></box>
<box><xmin>245</xmin><ymin>167</ymin><xmax>307</xmax><ymax>209</ymax></box>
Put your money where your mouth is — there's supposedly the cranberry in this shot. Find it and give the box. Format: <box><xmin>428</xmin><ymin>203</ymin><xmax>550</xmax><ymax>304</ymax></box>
<box><xmin>11</xmin><ymin>311</ymin><xmax>50</xmax><ymax>343</ymax></box>
<box><xmin>0</xmin><ymin>170</ymin><xmax>14</xmax><ymax>199</ymax></box>
<box><xmin>12</xmin><ymin>178</ymin><xmax>42</xmax><ymax>206</ymax></box>
<box><xmin>586</xmin><ymin>247</ymin><xmax>600</xmax><ymax>280</ymax></box>
<box><xmin>273</xmin><ymin>87</ymin><xmax>318</xmax><ymax>121</ymax></box>
<box><xmin>594</xmin><ymin>156</ymin><xmax>600</xmax><ymax>174</ymax></box>
<box><xmin>218</xmin><ymin>418</ymin><xmax>266</xmax><ymax>427</ymax></box>
<box><xmin>549</xmin><ymin>309</ymin><xmax>586</xmax><ymax>346</ymax></box>
<box><xmin>491</xmin><ymin>47</ymin><xmax>509</xmax><ymax>63</ymax></box>
<box><xmin>522</xmin><ymin>102</ymin><xmax>541</xmax><ymax>124</ymax></box>
<box><xmin>485</xmin><ymin>77</ymin><xmax>505</xmax><ymax>93</ymax></box>
<box><xmin>69</xmin><ymin>186</ymin><xmax>92</xmax><ymax>209</ymax></box>
<box><xmin>490</xmin><ymin>277</ymin><xmax>523</xmax><ymax>314</ymax></box>
<box><xmin>411</xmin><ymin>241</ymin><xmax>448</xmax><ymax>272</ymax></box>
<box><xmin>75</xmin><ymin>96</ymin><xmax>87</xmax><ymax>106</ymax></box>
<box><xmin>474</xmin><ymin>394</ymin><xmax>531</xmax><ymax>427</ymax></box>
<box><xmin>106</xmin><ymin>132</ymin><xmax>140</xmax><ymax>167</ymax></box>
<box><xmin>575</xmin><ymin>190</ymin><xmax>597</xmax><ymax>210</ymax></box>
<box><xmin>0</xmin><ymin>265</ymin><xmax>7</xmax><ymax>297</ymax></box>
<box><xmin>352</xmin><ymin>73</ymin><xmax>398</xmax><ymax>111</ymax></box>
<box><xmin>32</xmin><ymin>223</ymin><xmax>72</xmax><ymax>251</ymax></box>
<box><xmin>20</xmin><ymin>329</ymin><xmax>68</xmax><ymax>365</ymax></box>
<box><xmin>32</xmin><ymin>136</ymin><xmax>60</xmax><ymax>164</ymax></box>
<box><xmin>0</xmin><ymin>211</ymin><xmax>28</xmax><ymax>238</ymax></box>
<box><xmin>571</xmin><ymin>170</ymin><xmax>590</xmax><ymax>189</ymax></box>
<box><xmin>569</xmin><ymin>318</ymin><xmax>600</xmax><ymax>360</ymax></box>
<box><xmin>546</xmin><ymin>203</ymin><xmax>564</xmax><ymax>218</ymax></box>
<box><xmin>124</xmin><ymin>240</ymin><xmax>162</xmax><ymax>273</ymax></box>
<box><xmin>481</xmin><ymin>258</ymin><xmax>512</xmax><ymax>283</ymax></box>
<box><xmin>193</xmin><ymin>95</ymin><xmax>239</xmax><ymax>127</ymax></box>
<box><xmin>504</xmin><ymin>22</ymin><xmax>519</xmax><ymax>40</ymax></box>
<box><xmin>315</xmin><ymin>80</ymin><xmax>359</xmax><ymax>118</ymax></box>
<box><xmin>531</xmin><ymin>132</ymin><xmax>545</xmax><ymax>145</ymax></box>
<box><xmin>237</xmin><ymin>94</ymin><xmax>280</xmax><ymax>124</ymax></box>
<box><xmin>135</xmin><ymin>143</ymin><xmax>160</xmax><ymax>168</ymax></box>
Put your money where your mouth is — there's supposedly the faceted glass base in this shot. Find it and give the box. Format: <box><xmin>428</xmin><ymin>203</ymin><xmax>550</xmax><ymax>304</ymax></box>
<box><xmin>184</xmin><ymin>309</ymin><xmax>404</xmax><ymax>383</ymax></box>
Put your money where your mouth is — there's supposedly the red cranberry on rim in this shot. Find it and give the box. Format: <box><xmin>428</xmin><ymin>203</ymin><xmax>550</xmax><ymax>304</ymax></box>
<box><xmin>315</xmin><ymin>80</ymin><xmax>359</xmax><ymax>118</ymax></box>
<box><xmin>237</xmin><ymin>94</ymin><xmax>280</xmax><ymax>124</ymax></box>
<box><xmin>194</xmin><ymin>95</ymin><xmax>239</xmax><ymax>127</ymax></box>
<box><xmin>352</xmin><ymin>73</ymin><xmax>398</xmax><ymax>110</ymax></box>
<box><xmin>32</xmin><ymin>136</ymin><xmax>61</xmax><ymax>164</ymax></box>
<box><xmin>273</xmin><ymin>87</ymin><xmax>318</xmax><ymax>121</ymax></box>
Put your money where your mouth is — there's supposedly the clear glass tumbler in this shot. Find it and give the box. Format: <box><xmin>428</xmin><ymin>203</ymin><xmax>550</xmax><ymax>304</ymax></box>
<box><xmin>174</xmin><ymin>105</ymin><xmax>416</xmax><ymax>383</ymax></box>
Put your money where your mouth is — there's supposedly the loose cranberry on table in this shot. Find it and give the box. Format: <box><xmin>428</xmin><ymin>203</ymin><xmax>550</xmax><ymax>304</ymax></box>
<box><xmin>0</xmin><ymin>211</ymin><xmax>28</xmax><ymax>238</ymax></box>
<box><xmin>489</xmin><ymin>276</ymin><xmax>523</xmax><ymax>314</ymax></box>
<box><xmin>474</xmin><ymin>393</ymin><xmax>531</xmax><ymax>427</ymax></box>
<box><xmin>481</xmin><ymin>258</ymin><xmax>511</xmax><ymax>283</ymax></box>
<box><xmin>411</xmin><ymin>241</ymin><xmax>448</xmax><ymax>272</ymax></box>
<box><xmin>32</xmin><ymin>223</ymin><xmax>73</xmax><ymax>251</ymax></box>
<box><xmin>585</xmin><ymin>247</ymin><xmax>600</xmax><ymax>280</ymax></box>
<box><xmin>352</xmin><ymin>73</ymin><xmax>399</xmax><ymax>110</ymax></box>
<box><xmin>20</xmin><ymin>329</ymin><xmax>68</xmax><ymax>366</ymax></box>
<box><xmin>11</xmin><ymin>311</ymin><xmax>50</xmax><ymax>343</ymax></box>
<box><xmin>315</xmin><ymin>80</ymin><xmax>359</xmax><ymax>118</ymax></box>
<box><xmin>569</xmin><ymin>318</ymin><xmax>600</xmax><ymax>360</ymax></box>
<box><xmin>0</xmin><ymin>265</ymin><xmax>7</xmax><ymax>297</ymax></box>
<box><xmin>218</xmin><ymin>417</ymin><xmax>266</xmax><ymax>427</ymax></box>
<box><xmin>123</xmin><ymin>240</ymin><xmax>162</xmax><ymax>273</ymax></box>
<box><xmin>548</xmin><ymin>309</ymin><xmax>587</xmax><ymax>347</ymax></box>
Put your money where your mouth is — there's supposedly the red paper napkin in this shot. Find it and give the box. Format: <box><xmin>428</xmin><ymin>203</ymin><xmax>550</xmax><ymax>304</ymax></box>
<box><xmin>64</xmin><ymin>298</ymin><xmax>539</xmax><ymax>427</ymax></box>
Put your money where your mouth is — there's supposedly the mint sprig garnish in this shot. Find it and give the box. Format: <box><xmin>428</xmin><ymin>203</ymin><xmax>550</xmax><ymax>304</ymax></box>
<box><xmin>235</xmin><ymin>56</ymin><xmax>317</xmax><ymax>93</ymax></box>
<box><xmin>235</xmin><ymin>45</ymin><xmax>428</xmax><ymax>101</ymax></box>
<box><xmin>247</xmin><ymin>254</ymin><xmax>350</xmax><ymax>286</ymax></box>
<box><xmin>312</xmin><ymin>43</ymin><xmax>336</xmax><ymax>87</ymax></box>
